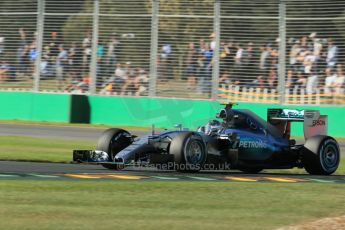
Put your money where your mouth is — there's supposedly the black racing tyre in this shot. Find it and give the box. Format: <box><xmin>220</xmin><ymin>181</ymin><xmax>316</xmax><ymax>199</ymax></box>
<box><xmin>169</xmin><ymin>132</ymin><xmax>206</xmax><ymax>172</ymax></box>
<box><xmin>238</xmin><ymin>167</ymin><xmax>263</xmax><ymax>174</ymax></box>
<box><xmin>301</xmin><ymin>135</ymin><xmax>340</xmax><ymax>175</ymax></box>
<box><xmin>96</xmin><ymin>128</ymin><xmax>132</xmax><ymax>170</ymax></box>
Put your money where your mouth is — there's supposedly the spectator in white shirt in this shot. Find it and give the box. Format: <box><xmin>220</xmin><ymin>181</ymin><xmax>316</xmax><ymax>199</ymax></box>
<box><xmin>326</xmin><ymin>38</ymin><xmax>337</xmax><ymax>68</ymax></box>
<box><xmin>289</xmin><ymin>39</ymin><xmax>301</xmax><ymax>70</ymax></box>
<box><xmin>234</xmin><ymin>43</ymin><xmax>243</xmax><ymax>65</ymax></box>
<box><xmin>306</xmin><ymin>72</ymin><xmax>318</xmax><ymax>94</ymax></box>
<box><xmin>331</xmin><ymin>64</ymin><xmax>345</xmax><ymax>93</ymax></box>
<box><xmin>324</xmin><ymin>68</ymin><xmax>337</xmax><ymax>94</ymax></box>
<box><xmin>209</xmin><ymin>33</ymin><xmax>216</xmax><ymax>51</ymax></box>
<box><xmin>303</xmin><ymin>51</ymin><xmax>316</xmax><ymax>74</ymax></box>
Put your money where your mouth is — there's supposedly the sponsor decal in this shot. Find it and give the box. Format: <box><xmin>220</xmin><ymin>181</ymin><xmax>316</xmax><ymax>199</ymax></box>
<box><xmin>283</xmin><ymin>109</ymin><xmax>304</xmax><ymax>119</ymax></box>
<box><xmin>312</xmin><ymin>119</ymin><xmax>325</xmax><ymax>127</ymax></box>
<box><xmin>272</xmin><ymin>109</ymin><xmax>304</xmax><ymax>119</ymax></box>
<box><xmin>239</xmin><ymin>140</ymin><xmax>267</xmax><ymax>148</ymax></box>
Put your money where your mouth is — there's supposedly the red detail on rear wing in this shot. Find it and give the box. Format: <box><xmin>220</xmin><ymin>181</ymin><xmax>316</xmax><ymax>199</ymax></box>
<box><xmin>304</xmin><ymin>112</ymin><xmax>328</xmax><ymax>140</ymax></box>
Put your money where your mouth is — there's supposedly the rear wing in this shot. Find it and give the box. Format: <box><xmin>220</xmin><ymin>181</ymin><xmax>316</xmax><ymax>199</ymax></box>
<box><xmin>267</xmin><ymin>109</ymin><xmax>328</xmax><ymax>139</ymax></box>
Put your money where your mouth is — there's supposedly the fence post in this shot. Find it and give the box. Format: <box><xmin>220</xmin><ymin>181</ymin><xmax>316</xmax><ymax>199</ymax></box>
<box><xmin>149</xmin><ymin>0</ymin><xmax>159</xmax><ymax>97</ymax></box>
<box><xmin>89</xmin><ymin>0</ymin><xmax>99</xmax><ymax>95</ymax></box>
<box><xmin>278</xmin><ymin>0</ymin><xmax>286</xmax><ymax>104</ymax></box>
<box><xmin>34</xmin><ymin>0</ymin><xmax>45</xmax><ymax>92</ymax></box>
<box><xmin>211</xmin><ymin>0</ymin><xmax>221</xmax><ymax>100</ymax></box>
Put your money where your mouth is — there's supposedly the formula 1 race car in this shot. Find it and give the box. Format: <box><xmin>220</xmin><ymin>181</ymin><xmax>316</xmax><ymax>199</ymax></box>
<box><xmin>73</xmin><ymin>103</ymin><xmax>340</xmax><ymax>175</ymax></box>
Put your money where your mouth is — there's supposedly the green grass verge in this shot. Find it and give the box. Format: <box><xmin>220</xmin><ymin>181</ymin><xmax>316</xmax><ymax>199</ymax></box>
<box><xmin>0</xmin><ymin>136</ymin><xmax>94</xmax><ymax>163</ymax></box>
<box><xmin>0</xmin><ymin>180</ymin><xmax>344</xmax><ymax>230</ymax></box>
<box><xmin>0</xmin><ymin>120</ymin><xmax>151</xmax><ymax>131</ymax></box>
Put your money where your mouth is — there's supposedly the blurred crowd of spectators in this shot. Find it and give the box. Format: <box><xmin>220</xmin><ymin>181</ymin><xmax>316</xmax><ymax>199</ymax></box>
<box><xmin>0</xmin><ymin>29</ymin><xmax>148</xmax><ymax>96</ymax></box>
<box><xmin>0</xmin><ymin>28</ymin><xmax>344</xmax><ymax>98</ymax></box>
<box><xmin>183</xmin><ymin>32</ymin><xmax>345</xmax><ymax>95</ymax></box>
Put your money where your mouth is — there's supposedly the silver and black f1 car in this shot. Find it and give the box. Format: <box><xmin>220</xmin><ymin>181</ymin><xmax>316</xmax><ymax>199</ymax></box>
<box><xmin>73</xmin><ymin>103</ymin><xmax>340</xmax><ymax>175</ymax></box>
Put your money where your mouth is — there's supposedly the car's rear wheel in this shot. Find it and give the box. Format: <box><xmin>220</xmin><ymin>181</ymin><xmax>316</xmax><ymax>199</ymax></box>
<box><xmin>169</xmin><ymin>132</ymin><xmax>206</xmax><ymax>172</ymax></box>
<box><xmin>301</xmin><ymin>135</ymin><xmax>340</xmax><ymax>175</ymax></box>
<box><xmin>96</xmin><ymin>128</ymin><xmax>132</xmax><ymax>170</ymax></box>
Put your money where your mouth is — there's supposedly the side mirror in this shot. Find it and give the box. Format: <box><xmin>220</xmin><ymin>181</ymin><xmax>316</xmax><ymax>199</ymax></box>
<box><xmin>174</xmin><ymin>124</ymin><xmax>182</xmax><ymax>131</ymax></box>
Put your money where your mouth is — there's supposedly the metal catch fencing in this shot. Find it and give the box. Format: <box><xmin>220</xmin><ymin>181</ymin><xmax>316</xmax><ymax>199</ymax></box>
<box><xmin>0</xmin><ymin>0</ymin><xmax>345</xmax><ymax>105</ymax></box>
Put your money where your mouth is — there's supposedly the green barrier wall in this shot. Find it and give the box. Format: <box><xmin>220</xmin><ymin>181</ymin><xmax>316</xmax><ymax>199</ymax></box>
<box><xmin>0</xmin><ymin>92</ymin><xmax>70</xmax><ymax>122</ymax></box>
<box><xmin>88</xmin><ymin>96</ymin><xmax>345</xmax><ymax>137</ymax></box>
<box><xmin>0</xmin><ymin>92</ymin><xmax>344</xmax><ymax>137</ymax></box>
<box><xmin>88</xmin><ymin>96</ymin><xmax>221</xmax><ymax>129</ymax></box>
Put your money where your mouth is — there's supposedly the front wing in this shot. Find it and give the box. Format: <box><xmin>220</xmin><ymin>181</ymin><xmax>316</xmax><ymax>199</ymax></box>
<box><xmin>72</xmin><ymin>149</ymin><xmax>174</xmax><ymax>166</ymax></box>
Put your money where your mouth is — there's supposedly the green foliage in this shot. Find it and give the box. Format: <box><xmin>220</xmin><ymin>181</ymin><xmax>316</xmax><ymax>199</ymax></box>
<box><xmin>334</xmin><ymin>12</ymin><xmax>345</xmax><ymax>42</ymax></box>
<box><xmin>0</xmin><ymin>0</ymin><xmax>37</xmax><ymax>13</ymax></box>
<box><xmin>62</xmin><ymin>0</ymin><xmax>152</xmax><ymax>66</ymax></box>
<box><xmin>61</xmin><ymin>0</ymin><xmax>94</xmax><ymax>43</ymax></box>
<box><xmin>156</xmin><ymin>0</ymin><xmax>214</xmax><ymax>41</ymax></box>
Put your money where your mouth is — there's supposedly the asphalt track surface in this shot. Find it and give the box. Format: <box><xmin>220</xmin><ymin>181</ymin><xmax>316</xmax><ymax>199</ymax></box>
<box><xmin>0</xmin><ymin>161</ymin><xmax>345</xmax><ymax>183</ymax></box>
<box><xmin>0</xmin><ymin>123</ymin><xmax>344</xmax><ymax>183</ymax></box>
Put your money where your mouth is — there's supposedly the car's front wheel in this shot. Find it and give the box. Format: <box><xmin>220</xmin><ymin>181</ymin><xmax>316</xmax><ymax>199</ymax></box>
<box><xmin>169</xmin><ymin>132</ymin><xmax>206</xmax><ymax>172</ymax></box>
<box><xmin>96</xmin><ymin>128</ymin><xmax>132</xmax><ymax>170</ymax></box>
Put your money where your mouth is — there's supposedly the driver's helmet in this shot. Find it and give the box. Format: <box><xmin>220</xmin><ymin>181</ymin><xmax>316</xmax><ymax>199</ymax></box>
<box><xmin>198</xmin><ymin>120</ymin><xmax>222</xmax><ymax>135</ymax></box>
